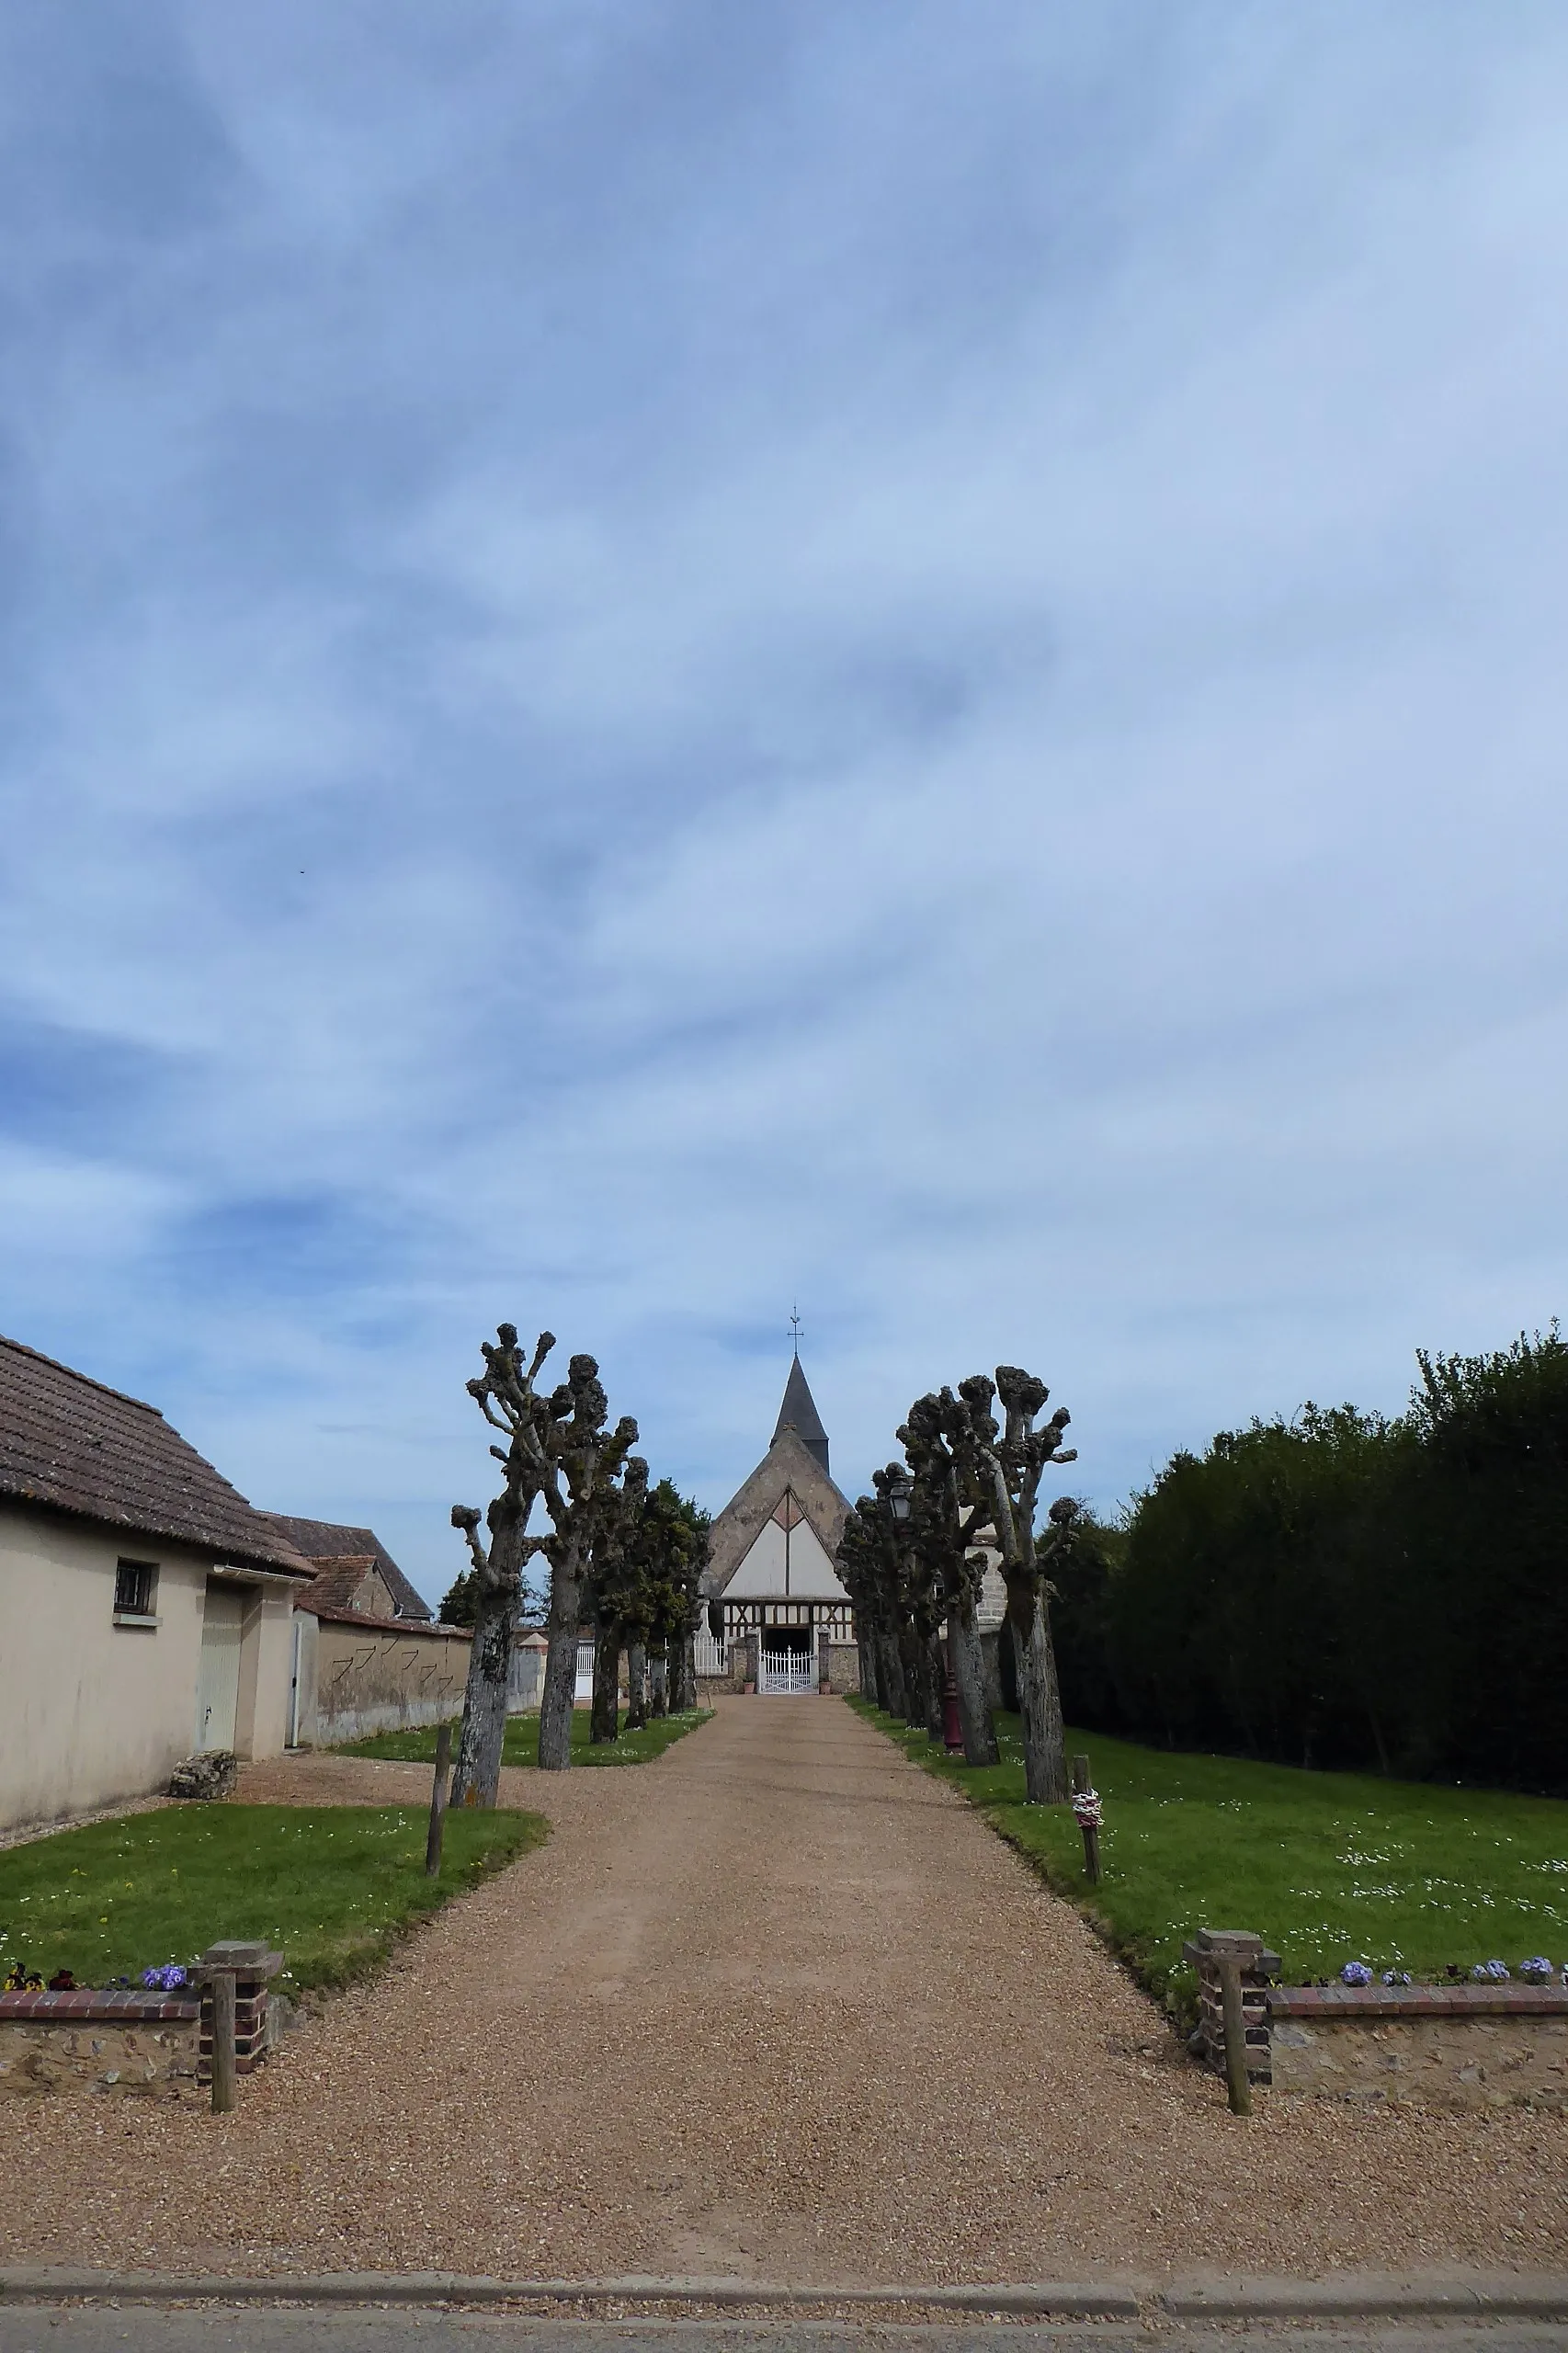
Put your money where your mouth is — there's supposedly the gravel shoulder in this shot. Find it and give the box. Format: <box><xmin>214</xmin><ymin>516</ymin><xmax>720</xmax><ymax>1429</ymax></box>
<box><xmin>0</xmin><ymin>1699</ymin><xmax>1562</xmax><ymax>2283</ymax></box>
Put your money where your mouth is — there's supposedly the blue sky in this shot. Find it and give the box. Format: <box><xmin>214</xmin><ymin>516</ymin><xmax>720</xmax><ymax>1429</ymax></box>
<box><xmin>4</xmin><ymin>3</ymin><xmax>1568</xmax><ymax>1604</ymax></box>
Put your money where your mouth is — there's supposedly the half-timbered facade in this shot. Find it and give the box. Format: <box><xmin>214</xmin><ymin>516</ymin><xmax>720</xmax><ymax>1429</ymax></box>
<box><xmin>699</xmin><ymin>1361</ymin><xmax>858</xmax><ymax>1693</ymax></box>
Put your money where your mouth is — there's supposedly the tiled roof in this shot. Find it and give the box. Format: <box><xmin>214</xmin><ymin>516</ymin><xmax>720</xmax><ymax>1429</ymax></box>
<box><xmin>309</xmin><ymin>1601</ymin><xmax>472</xmax><ymax>1635</ymax></box>
<box><xmin>264</xmin><ymin>1513</ymin><xmax>432</xmax><ymax>1620</ymax></box>
<box><xmin>297</xmin><ymin>1554</ymin><xmax>381</xmax><ymax>1614</ymax></box>
<box><xmin>0</xmin><ymin>1334</ymin><xmax>313</xmax><ymax>1577</ymax></box>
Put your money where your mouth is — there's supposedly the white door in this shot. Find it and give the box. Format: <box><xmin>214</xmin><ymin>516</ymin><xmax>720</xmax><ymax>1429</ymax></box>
<box><xmin>574</xmin><ymin>1641</ymin><xmax>596</xmax><ymax>1703</ymax></box>
<box><xmin>195</xmin><ymin>1583</ymin><xmax>244</xmax><ymax>1751</ymax></box>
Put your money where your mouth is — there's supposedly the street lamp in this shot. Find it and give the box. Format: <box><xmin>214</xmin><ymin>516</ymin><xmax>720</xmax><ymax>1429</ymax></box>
<box><xmin>886</xmin><ymin>1466</ymin><xmax>913</xmax><ymax>1521</ymax></box>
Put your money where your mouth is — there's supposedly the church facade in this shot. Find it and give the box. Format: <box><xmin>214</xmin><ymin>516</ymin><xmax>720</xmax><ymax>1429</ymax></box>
<box><xmin>699</xmin><ymin>1361</ymin><xmax>859</xmax><ymax>1695</ymax></box>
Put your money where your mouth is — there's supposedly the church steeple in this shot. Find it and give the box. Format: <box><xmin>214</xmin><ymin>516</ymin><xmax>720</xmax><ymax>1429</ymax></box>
<box><xmin>772</xmin><ymin>1358</ymin><xmax>829</xmax><ymax>1475</ymax></box>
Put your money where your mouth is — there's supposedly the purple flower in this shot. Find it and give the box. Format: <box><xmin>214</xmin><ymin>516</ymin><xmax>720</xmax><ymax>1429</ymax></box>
<box><xmin>1519</xmin><ymin>1958</ymin><xmax>1554</xmax><ymax>1983</ymax></box>
<box><xmin>1471</xmin><ymin>1959</ymin><xmax>1511</xmax><ymax>1981</ymax></box>
<box><xmin>141</xmin><ymin>1963</ymin><xmax>188</xmax><ymax>1991</ymax></box>
<box><xmin>1381</xmin><ymin>1970</ymin><xmax>1413</xmax><ymax>1986</ymax></box>
<box><xmin>1340</xmin><ymin>1961</ymin><xmax>1373</xmax><ymax>1986</ymax></box>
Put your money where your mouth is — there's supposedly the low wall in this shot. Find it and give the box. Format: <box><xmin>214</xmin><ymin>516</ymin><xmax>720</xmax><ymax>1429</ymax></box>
<box><xmin>0</xmin><ymin>1989</ymin><xmax>200</xmax><ymax>2100</ymax></box>
<box><xmin>1270</xmin><ymin>1984</ymin><xmax>1568</xmax><ymax>2111</ymax></box>
<box><xmin>1185</xmin><ymin>1928</ymin><xmax>1568</xmax><ymax>2111</ymax></box>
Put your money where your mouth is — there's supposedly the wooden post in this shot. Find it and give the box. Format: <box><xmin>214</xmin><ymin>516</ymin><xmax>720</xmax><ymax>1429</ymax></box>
<box><xmin>1071</xmin><ymin>1752</ymin><xmax>1101</xmax><ymax>1885</ymax></box>
<box><xmin>210</xmin><ymin>1972</ymin><xmax>236</xmax><ymax>2115</ymax></box>
<box><xmin>1218</xmin><ymin>1953</ymin><xmax>1253</xmax><ymax>2116</ymax></box>
<box><xmin>426</xmin><ymin>1720</ymin><xmax>452</xmax><ymax>1878</ymax></box>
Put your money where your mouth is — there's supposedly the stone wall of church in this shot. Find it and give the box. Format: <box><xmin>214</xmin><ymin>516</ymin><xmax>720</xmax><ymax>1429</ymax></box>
<box><xmin>822</xmin><ymin>1642</ymin><xmax>860</xmax><ymax>1695</ymax></box>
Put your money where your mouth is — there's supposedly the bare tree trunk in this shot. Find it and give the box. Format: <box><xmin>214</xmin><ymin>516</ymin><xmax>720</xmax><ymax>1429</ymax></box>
<box><xmin>539</xmin><ymin>1547</ymin><xmax>584</xmax><ymax>1772</ymax></box>
<box><xmin>1006</xmin><ymin>1582</ymin><xmax>1066</xmax><ymax>1802</ymax></box>
<box><xmin>948</xmin><ymin>1599</ymin><xmax>999</xmax><ymax>1767</ymax></box>
<box><xmin>925</xmin><ymin>1631</ymin><xmax>945</xmax><ymax>1741</ymax></box>
<box><xmin>650</xmin><ymin>1646</ymin><xmax>669</xmax><ymax>1718</ymax></box>
<box><xmin>857</xmin><ymin>1635</ymin><xmax>875</xmax><ymax>1702</ymax></box>
<box><xmin>896</xmin><ymin>1624</ymin><xmax>925</xmax><ymax>1726</ymax></box>
<box><xmin>627</xmin><ymin>1639</ymin><xmax>648</xmax><ymax>1729</ymax></box>
<box><xmin>878</xmin><ymin>1629</ymin><xmax>904</xmax><ymax>1716</ymax></box>
<box><xmin>591</xmin><ymin>1625</ymin><xmax>619</xmax><ymax>1744</ymax></box>
<box><xmin>670</xmin><ymin>1624</ymin><xmax>697</xmax><ymax>1712</ymax></box>
<box><xmin>450</xmin><ymin>1586</ymin><xmax>513</xmax><ymax>1806</ymax></box>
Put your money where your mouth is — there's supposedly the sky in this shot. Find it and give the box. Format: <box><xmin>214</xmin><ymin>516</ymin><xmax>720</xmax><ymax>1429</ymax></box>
<box><xmin>4</xmin><ymin>2</ymin><xmax>1568</xmax><ymax>1606</ymax></box>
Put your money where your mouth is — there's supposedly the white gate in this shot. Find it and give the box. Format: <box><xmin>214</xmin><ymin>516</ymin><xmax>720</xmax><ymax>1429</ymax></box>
<box><xmin>574</xmin><ymin>1642</ymin><xmax>596</xmax><ymax>1703</ymax></box>
<box><xmin>760</xmin><ymin>1644</ymin><xmax>815</xmax><ymax>1695</ymax></box>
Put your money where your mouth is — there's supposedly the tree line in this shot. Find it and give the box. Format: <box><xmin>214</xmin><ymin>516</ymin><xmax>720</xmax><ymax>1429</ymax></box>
<box><xmin>836</xmin><ymin>1362</ymin><xmax>1081</xmax><ymax>1802</ymax></box>
<box><xmin>1049</xmin><ymin>1329</ymin><xmax>1568</xmax><ymax>1793</ymax></box>
<box><xmin>443</xmin><ymin>1324</ymin><xmax>710</xmax><ymax>1802</ymax></box>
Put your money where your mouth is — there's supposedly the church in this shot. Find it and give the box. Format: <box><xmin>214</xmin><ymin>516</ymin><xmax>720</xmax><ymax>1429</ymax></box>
<box><xmin>698</xmin><ymin>1359</ymin><xmax>859</xmax><ymax>1695</ymax></box>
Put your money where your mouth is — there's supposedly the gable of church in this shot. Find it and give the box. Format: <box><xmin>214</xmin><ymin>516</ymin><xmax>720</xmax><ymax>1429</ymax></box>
<box><xmin>723</xmin><ymin>1495</ymin><xmax>847</xmax><ymax>1601</ymax></box>
<box><xmin>704</xmin><ymin>1421</ymin><xmax>851</xmax><ymax>1599</ymax></box>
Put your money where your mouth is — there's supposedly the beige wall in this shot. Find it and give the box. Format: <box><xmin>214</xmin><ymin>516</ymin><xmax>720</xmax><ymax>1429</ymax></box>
<box><xmin>298</xmin><ymin>1614</ymin><xmax>472</xmax><ymax>1747</ymax></box>
<box><xmin>0</xmin><ymin>1501</ymin><xmax>298</xmax><ymax>1833</ymax></box>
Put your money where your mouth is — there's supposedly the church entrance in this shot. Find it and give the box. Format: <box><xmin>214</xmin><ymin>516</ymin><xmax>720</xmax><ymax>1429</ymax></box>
<box><xmin>759</xmin><ymin>1631</ymin><xmax>814</xmax><ymax>1695</ymax></box>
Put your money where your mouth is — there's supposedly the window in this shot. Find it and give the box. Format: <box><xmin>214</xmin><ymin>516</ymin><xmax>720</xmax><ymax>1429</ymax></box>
<box><xmin>114</xmin><ymin>1558</ymin><xmax>158</xmax><ymax>1621</ymax></box>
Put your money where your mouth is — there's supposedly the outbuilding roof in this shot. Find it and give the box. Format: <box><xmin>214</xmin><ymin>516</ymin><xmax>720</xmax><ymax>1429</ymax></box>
<box><xmin>265</xmin><ymin>1514</ymin><xmax>432</xmax><ymax>1621</ymax></box>
<box><xmin>0</xmin><ymin>1333</ymin><xmax>313</xmax><ymax>1577</ymax></box>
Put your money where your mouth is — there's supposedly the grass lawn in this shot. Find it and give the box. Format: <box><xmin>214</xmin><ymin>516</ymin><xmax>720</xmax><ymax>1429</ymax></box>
<box><xmin>0</xmin><ymin>1803</ymin><xmax>546</xmax><ymax>1997</ymax></box>
<box><xmin>336</xmin><ymin>1705</ymin><xmax>710</xmax><ymax>1769</ymax></box>
<box><xmin>851</xmin><ymin>1699</ymin><xmax>1568</xmax><ymax>2020</ymax></box>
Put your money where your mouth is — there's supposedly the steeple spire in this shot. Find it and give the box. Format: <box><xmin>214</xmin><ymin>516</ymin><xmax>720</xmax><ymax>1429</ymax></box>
<box><xmin>772</xmin><ymin>1357</ymin><xmax>829</xmax><ymax>1474</ymax></box>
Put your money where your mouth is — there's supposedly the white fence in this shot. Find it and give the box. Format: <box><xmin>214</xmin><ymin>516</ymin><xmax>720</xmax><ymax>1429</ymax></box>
<box><xmin>694</xmin><ymin>1628</ymin><xmax>728</xmax><ymax>1677</ymax></box>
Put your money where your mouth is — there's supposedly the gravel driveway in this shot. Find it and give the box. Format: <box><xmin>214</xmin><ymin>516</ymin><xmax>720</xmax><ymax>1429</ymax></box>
<box><xmin>1</xmin><ymin>1698</ymin><xmax>1562</xmax><ymax>2283</ymax></box>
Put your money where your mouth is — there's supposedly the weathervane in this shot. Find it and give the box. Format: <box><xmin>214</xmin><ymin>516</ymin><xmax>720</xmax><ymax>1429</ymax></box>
<box><xmin>789</xmin><ymin>1304</ymin><xmax>802</xmax><ymax>1358</ymax></box>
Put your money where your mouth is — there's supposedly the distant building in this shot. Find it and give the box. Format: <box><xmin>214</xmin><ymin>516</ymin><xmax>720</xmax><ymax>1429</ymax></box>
<box><xmin>0</xmin><ymin>1333</ymin><xmax>314</xmax><ymax>1832</ymax></box>
<box><xmin>700</xmin><ymin>1360</ymin><xmax>859</xmax><ymax>1695</ymax></box>
<box><xmin>261</xmin><ymin>1512</ymin><xmax>483</xmax><ymax>1748</ymax></box>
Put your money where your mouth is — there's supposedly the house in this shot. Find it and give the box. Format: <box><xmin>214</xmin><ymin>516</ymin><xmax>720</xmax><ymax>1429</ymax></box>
<box><xmin>699</xmin><ymin>1359</ymin><xmax>858</xmax><ymax>1694</ymax></box>
<box><xmin>0</xmin><ymin>1334</ymin><xmax>315</xmax><ymax>1833</ymax></box>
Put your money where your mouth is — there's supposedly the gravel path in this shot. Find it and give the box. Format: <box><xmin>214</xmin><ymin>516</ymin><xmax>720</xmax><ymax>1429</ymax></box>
<box><xmin>1</xmin><ymin>1699</ymin><xmax>1562</xmax><ymax>2283</ymax></box>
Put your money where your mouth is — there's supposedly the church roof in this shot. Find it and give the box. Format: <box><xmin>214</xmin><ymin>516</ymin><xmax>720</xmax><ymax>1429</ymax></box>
<box><xmin>771</xmin><ymin>1357</ymin><xmax>829</xmax><ymax>1473</ymax></box>
<box><xmin>703</xmin><ymin>1426</ymin><xmax>851</xmax><ymax>1597</ymax></box>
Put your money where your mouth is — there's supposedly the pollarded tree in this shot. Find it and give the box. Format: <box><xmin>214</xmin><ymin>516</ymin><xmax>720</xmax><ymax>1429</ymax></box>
<box><xmin>951</xmin><ymin>1366</ymin><xmax>1079</xmax><ymax>1802</ymax></box>
<box><xmin>639</xmin><ymin>1480</ymin><xmax>710</xmax><ymax>1718</ymax></box>
<box><xmin>449</xmin><ymin>1324</ymin><xmax>557</xmax><ymax>1806</ymax></box>
<box><xmin>879</xmin><ymin>1461</ymin><xmax>946</xmax><ymax>1741</ymax></box>
<box><xmin>585</xmin><ymin>1455</ymin><xmax>649</xmax><ymax>1745</ymax></box>
<box><xmin>835</xmin><ymin>1499</ymin><xmax>891</xmax><ymax>1711</ymax></box>
<box><xmin>835</xmin><ymin>1487</ymin><xmax>913</xmax><ymax>1716</ymax></box>
<box><xmin>535</xmin><ymin>1357</ymin><xmax>640</xmax><ymax>1770</ymax></box>
<box><xmin>898</xmin><ymin>1390</ymin><xmax>999</xmax><ymax>1767</ymax></box>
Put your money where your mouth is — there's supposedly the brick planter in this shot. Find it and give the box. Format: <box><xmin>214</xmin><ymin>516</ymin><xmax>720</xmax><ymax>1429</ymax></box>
<box><xmin>0</xmin><ymin>1988</ymin><xmax>200</xmax><ymax>2099</ymax></box>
